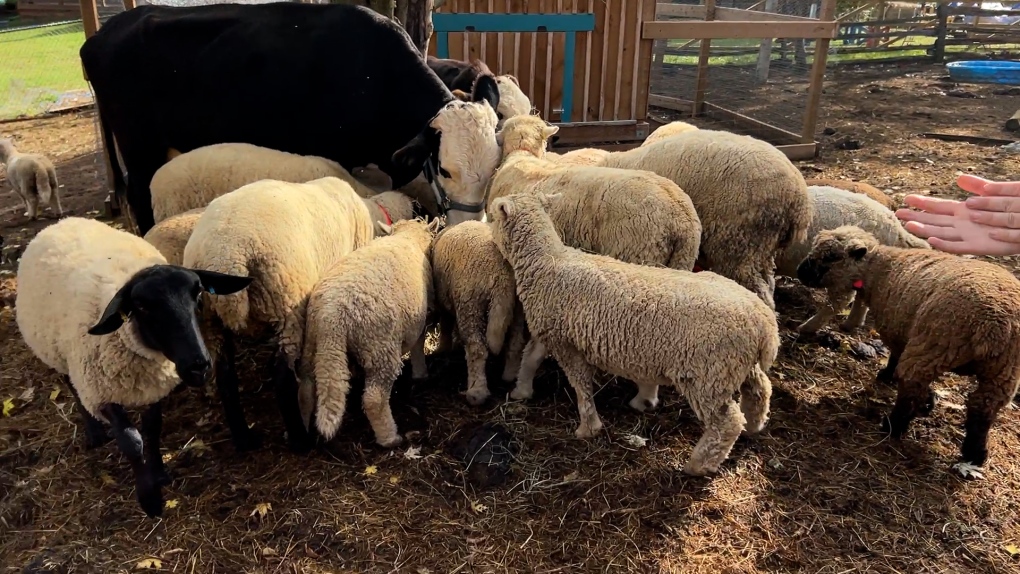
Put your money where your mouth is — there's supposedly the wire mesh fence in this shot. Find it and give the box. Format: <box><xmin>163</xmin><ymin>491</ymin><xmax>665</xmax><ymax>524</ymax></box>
<box><xmin>0</xmin><ymin>18</ymin><xmax>91</xmax><ymax>121</ymax></box>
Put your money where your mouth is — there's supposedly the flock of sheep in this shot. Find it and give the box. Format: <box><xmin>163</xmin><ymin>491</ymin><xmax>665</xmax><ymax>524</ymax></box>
<box><xmin>5</xmin><ymin>57</ymin><xmax>1020</xmax><ymax>520</ymax></box>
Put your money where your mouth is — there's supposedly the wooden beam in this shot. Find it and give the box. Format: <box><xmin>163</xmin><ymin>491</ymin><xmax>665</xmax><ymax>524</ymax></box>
<box><xmin>551</xmin><ymin>120</ymin><xmax>649</xmax><ymax>145</ymax></box>
<box><xmin>642</xmin><ymin>20</ymin><xmax>839</xmax><ymax>40</ymax></box>
<box><xmin>693</xmin><ymin>0</ymin><xmax>717</xmax><ymax>119</ymax></box>
<box><xmin>703</xmin><ymin>102</ymin><xmax>802</xmax><ymax>144</ymax></box>
<box><xmin>78</xmin><ymin>0</ymin><xmax>101</xmax><ymax>38</ymax></box>
<box><xmin>802</xmin><ymin>0</ymin><xmax>836</xmax><ymax>144</ymax></box>
<box><xmin>776</xmin><ymin>143</ymin><xmax>817</xmax><ymax>161</ymax></box>
<box><xmin>648</xmin><ymin>94</ymin><xmax>694</xmax><ymax>113</ymax></box>
<box><xmin>123</xmin><ymin>0</ymin><xmax>137</xmax><ymax>9</ymax></box>
<box><xmin>755</xmin><ymin>0</ymin><xmax>778</xmax><ymax>84</ymax></box>
<box><xmin>656</xmin><ymin>4</ymin><xmax>819</xmax><ymax>22</ymax></box>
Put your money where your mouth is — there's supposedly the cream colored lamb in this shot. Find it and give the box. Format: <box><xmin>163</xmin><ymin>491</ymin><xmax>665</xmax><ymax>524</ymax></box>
<box><xmin>298</xmin><ymin>218</ymin><xmax>438</xmax><ymax>447</ymax></box>
<box><xmin>150</xmin><ymin>142</ymin><xmax>381</xmax><ymax>223</ymax></box>
<box><xmin>488</xmin><ymin>115</ymin><xmax>703</xmax><ymax>273</ymax></box>
<box><xmin>182</xmin><ymin>176</ymin><xmax>381</xmax><ymax>453</ymax></box>
<box><xmin>15</xmin><ymin>217</ymin><xmax>251</xmax><ymax>517</ymax></box>
<box><xmin>489</xmin><ymin>192</ymin><xmax>779</xmax><ymax>476</ymax></box>
<box><xmin>570</xmin><ymin>128</ymin><xmax>811</xmax><ymax>310</ymax></box>
<box><xmin>431</xmin><ymin>220</ymin><xmax>527</xmax><ymax>405</ymax></box>
<box><xmin>0</xmin><ymin>138</ymin><xmax>61</xmax><ymax>220</ymax></box>
<box><xmin>779</xmin><ymin>185</ymin><xmax>931</xmax><ymax>334</ymax></box>
<box><xmin>641</xmin><ymin>120</ymin><xmax>700</xmax><ymax>147</ymax></box>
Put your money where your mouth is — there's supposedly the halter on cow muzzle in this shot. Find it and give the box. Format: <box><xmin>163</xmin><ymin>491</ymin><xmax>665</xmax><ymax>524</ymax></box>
<box><xmin>423</xmin><ymin>155</ymin><xmax>489</xmax><ymax>216</ymax></box>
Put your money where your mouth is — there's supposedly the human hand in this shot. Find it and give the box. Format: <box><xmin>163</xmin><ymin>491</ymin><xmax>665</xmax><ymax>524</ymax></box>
<box><xmin>896</xmin><ymin>175</ymin><xmax>1020</xmax><ymax>256</ymax></box>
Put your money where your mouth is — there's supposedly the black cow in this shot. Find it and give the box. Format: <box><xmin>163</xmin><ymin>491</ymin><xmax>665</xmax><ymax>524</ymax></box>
<box><xmin>81</xmin><ymin>2</ymin><xmax>499</xmax><ymax>234</ymax></box>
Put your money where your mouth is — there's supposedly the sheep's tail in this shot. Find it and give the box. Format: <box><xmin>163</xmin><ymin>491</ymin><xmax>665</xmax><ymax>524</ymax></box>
<box><xmin>667</xmin><ymin>230</ymin><xmax>699</xmax><ymax>272</ymax></box>
<box><xmin>277</xmin><ymin>297</ymin><xmax>308</xmax><ymax>373</ymax></box>
<box><xmin>758</xmin><ymin>319</ymin><xmax>781</xmax><ymax>373</ymax></box>
<box><xmin>486</xmin><ymin>291</ymin><xmax>516</xmax><ymax>355</ymax></box>
<box><xmin>46</xmin><ymin>165</ymin><xmax>57</xmax><ymax>196</ymax></box>
<box><xmin>310</xmin><ymin>331</ymin><xmax>352</xmax><ymax>441</ymax></box>
<box><xmin>34</xmin><ymin>164</ymin><xmax>53</xmax><ymax>204</ymax></box>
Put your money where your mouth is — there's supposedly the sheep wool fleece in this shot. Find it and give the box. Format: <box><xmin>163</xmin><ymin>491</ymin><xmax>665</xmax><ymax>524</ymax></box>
<box><xmin>143</xmin><ymin>207</ymin><xmax>206</xmax><ymax>266</ymax></box>
<box><xmin>16</xmin><ymin>217</ymin><xmax>179</xmax><ymax>420</ymax></box>
<box><xmin>182</xmin><ymin>176</ymin><xmax>376</xmax><ymax>364</ymax></box>
<box><xmin>299</xmin><ymin>219</ymin><xmax>435</xmax><ymax>447</ymax></box>
<box><xmin>489</xmin><ymin>193</ymin><xmax>779</xmax><ymax>476</ymax></box>
<box><xmin>150</xmin><ymin>142</ymin><xmax>379</xmax><ymax>224</ymax></box>
<box><xmin>431</xmin><ymin>220</ymin><xmax>526</xmax><ymax>405</ymax></box>
<box><xmin>600</xmin><ymin>129</ymin><xmax>812</xmax><ymax>310</ymax></box>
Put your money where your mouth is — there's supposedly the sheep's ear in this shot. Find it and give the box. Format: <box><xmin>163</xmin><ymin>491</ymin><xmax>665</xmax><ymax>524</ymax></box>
<box><xmin>492</xmin><ymin>197</ymin><xmax>514</xmax><ymax>220</ymax></box>
<box><xmin>537</xmin><ymin>192</ymin><xmax>562</xmax><ymax>210</ymax></box>
<box><xmin>472</xmin><ymin>74</ymin><xmax>500</xmax><ymax>112</ymax></box>
<box><xmin>501</xmin><ymin>74</ymin><xmax>520</xmax><ymax>87</ymax></box>
<box><xmin>88</xmin><ymin>285</ymin><xmax>132</xmax><ymax>336</ymax></box>
<box><xmin>193</xmin><ymin>269</ymin><xmax>253</xmax><ymax>296</ymax></box>
<box><xmin>541</xmin><ymin>124</ymin><xmax>559</xmax><ymax>140</ymax></box>
<box><xmin>849</xmin><ymin>246</ymin><xmax>868</xmax><ymax>260</ymax></box>
<box><xmin>166</xmin><ymin>147</ymin><xmax>182</xmax><ymax>161</ymax></box>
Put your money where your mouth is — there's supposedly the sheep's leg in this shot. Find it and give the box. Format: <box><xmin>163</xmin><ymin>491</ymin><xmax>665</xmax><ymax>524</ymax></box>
<box><xmin>49</xmin><ymin>187</ymin><xmax>64</xmax><ymax>218</ymax></box>
<box><xmin>798</xmin><ymin>289</ymin><xmax>854</xmax><ymax>334</ymax></box>
<box><xmin>140</xmin><ymin>401</ymin><xmax>170</xmax><ymax>487</ymax></box>
<box><xmin>407</xmin><ymin>328</ymin><xmax>429</xmax><ymax>381</ymax></box>
<box><xmin>875</xmin><ymin>348</ymin><xmax>902</xmax><ymax>384</ymax></box>
<box><xmin>629</xmin><ymin>381</ymin><xmax>661</xmax><ymax>413</ymax></box>
<box><xmin>434</xmin><ymin>314</ymin><xmax>457</xmax><ymax>354</ymax></box>
<box><xmin>273</xmin><ymin>350</ymin><xmax>313</xmax><ymax>454</ymax></box>
<box><xmin>361</xmin><ymin>350</ymin><xmax>404</xmax><ymax>448</ymax></box>
<box><xmin>24</xmin><ymin>192</ymin><xmax>39</xmax><ymax>220</ymax></box>
<box><xmin>501</xmin><ymin>307</ymin><xmax>527</xmax><ymax>383</ymax></box>
<box><xmin>554</xmin><ymin>347</ymin><xmax>604</xmax><ymax>439</ymax></box>
<box><xmin>462</xmin><ymin>332</ymin><xmax>491</xmax><ymax>406</ymax></box>
<box><xmin>511</xmin><ymin>338</ymin><xmax>547</xmax><ymax>400</ymax></box>
<box><xmin>215</xmin><ymin>331</ymin><xmax>263</xmax><ymax>452</ymax></box>
<box><xmin>960</xmin><ymin>369</ymin><xmax>1017</xmax><ymax>466</ymax></box>
<box><xmin>839</xmin><ymin>293</ymin><xmax>869</xmax><ymax>332</ymax></box>
<box><xmin>740</xmin><ymin>364</ymin><xmax>773</xmax><ymax>436</ymax></box>
<box><xmin>63</xmin><ymin>376</ymin><xmax>110</xmax><ymax>449</ymax></box>
<box><xmin>881</xmin><ymin>342</ymin><xmax>946</xmax><ymax>439</ymax></box>
<box><xmin>100</xmin><ymin>403</ymin><xmax>163</xmax><ymax>517</ymax></box>
<box><xmin>683</xmin><ymin>394</ymin><xmax>747</xmax><ymax>476</ymax></box>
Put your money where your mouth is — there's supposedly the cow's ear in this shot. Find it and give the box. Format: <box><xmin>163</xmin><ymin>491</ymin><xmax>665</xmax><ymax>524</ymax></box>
<box><xmin>472</xmin><ymin>74</ymin><xmax>500</xmax><ymax>113</ymax></box>
<box><xmin>392</xmin><ymin>128</ymin><xmax>438</xmax><ymax>173</ymax></box>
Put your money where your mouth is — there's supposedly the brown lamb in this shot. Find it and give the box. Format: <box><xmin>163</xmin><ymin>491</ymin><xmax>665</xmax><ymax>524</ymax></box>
<box><xmin>797</xmin><ymin>225</ymin><xmax>1020</xmax><ymax>470</ymax></box>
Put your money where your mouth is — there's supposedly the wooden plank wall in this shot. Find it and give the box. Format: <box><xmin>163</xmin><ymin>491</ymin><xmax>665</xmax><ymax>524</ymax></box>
<box><xmin>428</xmin><ymin>0</ymin><xmax>656</xmax><ymax>123</ymax></box>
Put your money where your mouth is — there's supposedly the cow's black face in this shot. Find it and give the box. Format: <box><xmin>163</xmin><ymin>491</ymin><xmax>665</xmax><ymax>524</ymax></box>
<box><xmin>88</xmin><ymin>265</ymin><xmax>253</xmax><ymax>387</ymax></box>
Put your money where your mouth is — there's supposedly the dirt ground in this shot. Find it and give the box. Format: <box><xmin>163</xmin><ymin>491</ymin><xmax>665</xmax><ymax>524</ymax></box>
<box><xmin>2</xmin><ymin>61</ymin><xmax>1020</xmax><ymax>573</ymax></box>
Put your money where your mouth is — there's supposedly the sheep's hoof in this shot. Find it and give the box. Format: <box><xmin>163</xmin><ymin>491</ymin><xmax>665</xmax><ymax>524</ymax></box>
<box><xmin>377</xmin><ymin>434</ymin><xmax>404</xmax><ymax>449</ymax></box>
<box><xmin>880</xmin><ymin>414</ymin><xmax>909</xmax><ymax>439</ymax></box>
<box><xmin>681</xmin><ymin>460</ymin><xmax>716</xmax><ymax>477</ymax></box>
<box><xmin>83</xmin><ymin>427</ymin><xmax>112</xmax><ymax>450</ymax></box>
<box><xmin>464</xmin><ymin>387</ymin><xmax>490</xmax><ymax>406</ymax></box>
<box><xmin>796</xmin><ymin>322</ymin><xmax>820</xmax><ymax>335</ymax></box>
<box><xmin>628</xmin><ymin>395</ymin><xmax>659</xmax><ymax>413</ymax></box>
<box><xmin>838</xmin><ymin>321</ymin><xmax>861</xmax><ymax>333</ymax></box>
<box><xmin>574</xmin><ymin>422</ymin><xmax>602</xmax><ymax>439</ymax></box>
<box><xmin>509</xmin><ymin>386</ymin><xmax>533</xmax><ymax>401</ymax></box>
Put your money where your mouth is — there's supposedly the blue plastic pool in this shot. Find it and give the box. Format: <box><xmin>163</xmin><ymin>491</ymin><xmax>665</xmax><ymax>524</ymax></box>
<box><xmin>946</xmin><ymin>60</ymin><xmax>1020</xmax><ymax>86</ymax></box>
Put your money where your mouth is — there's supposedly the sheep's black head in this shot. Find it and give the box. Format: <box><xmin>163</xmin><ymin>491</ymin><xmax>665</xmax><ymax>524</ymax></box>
<box><xmin>797</xmin><ymin>226</ymin><xmax>876</xmax><ymax>290</ymax></box>
<box><xmin>88</xmin><ymin>265</ymin><xmax>252</xmax><ymax>387</ymax></box>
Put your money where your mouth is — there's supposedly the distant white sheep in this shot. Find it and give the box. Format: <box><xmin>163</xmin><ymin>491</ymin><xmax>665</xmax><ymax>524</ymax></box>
<box><xmin>0</xmin><ymin>138</ymin><xmax>61</xmax><ymax>220</ymax></box>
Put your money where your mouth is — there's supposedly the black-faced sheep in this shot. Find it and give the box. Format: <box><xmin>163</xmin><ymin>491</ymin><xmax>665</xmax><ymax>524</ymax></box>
<box><xmin>15</xmin><ymin>217</ymin><xmax>251</xmax><ymax>517</ymax></box>
<box><xmin>489</xmin><ymin>192</ymin><xmax>779</xmax><ymax>476</ymax></box>
<box><xmin>797</xmin><ymin>225</ymin><xmax>1020</xmax><ymax>471</ymax></box>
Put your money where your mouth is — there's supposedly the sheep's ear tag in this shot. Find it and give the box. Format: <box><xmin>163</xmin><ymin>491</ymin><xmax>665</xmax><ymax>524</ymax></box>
<box><xmin>207</xmin><ymin>286</ymin><xmax>216</xmax><ymax>295</ymax></box>
<box><xmin>852</xmin><ymin>280</ymin><xmax>864</xmax><ymax>290</ymax></box>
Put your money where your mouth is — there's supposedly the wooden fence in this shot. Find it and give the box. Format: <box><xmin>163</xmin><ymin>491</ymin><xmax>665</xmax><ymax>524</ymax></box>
<box><xmin>428</xmin><ymin>0</ymin><xmax>657</xmax><ymax>148</ymax></box>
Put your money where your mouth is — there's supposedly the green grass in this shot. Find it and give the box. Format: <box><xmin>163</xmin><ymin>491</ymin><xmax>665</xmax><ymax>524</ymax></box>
<box><xmin>663</xmin><ymin>36</ymin><xmax>1020</xmax><ymax>67</ymax></box>
<box><xmin>0</xmin><ymin>21</ymin><xmax>89</xmax><ymax>120</ymax></box>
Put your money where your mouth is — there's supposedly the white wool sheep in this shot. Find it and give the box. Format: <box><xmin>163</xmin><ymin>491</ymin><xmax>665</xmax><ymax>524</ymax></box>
<box><xmin>586</xmin><ymin>128</ymin><xmax>813</xmax><ymax>310</ymax></box>
<box><xmin>494</xmin><ymin>75</ymin><xmax>533</xmax><ymax>123</ymax></box>
<box><xmin>431</xmin><ymin>220</ymin><xmax>527</xmax><ymax>405</ymax></box>
<box><xmin>182</xmin><ymin>176</ymin><xmax>382</xmax><ymax>452</ymax></box>
<box><xmin>150</xmin><ymin>142</ymin><xmax>380</xmax><ymax>223</ymax></box>
<box><xmin>641</xmin><ymin>120</ymin><xmax>700</xmax><ymax>147</ymax></box>
<box><xmin>15</xmin><ymin>216</ymin><xmax>251</xmax><ymax>516</ymax></box>
<box><xmin>298</xmin><ymin>218</ymin><xmax>438</xmax><ymax>447</ymax></box>
<box><xmin>143</xmin><ymin>207</ymin><xmax>206</xmax><ymax>266</ymax></box>
<box><xmin>548</xmin><ymin>147</ymin><xmax>610</xmax><ymax>167</ymax></box>
<box><xmin>488</xmin><ymin>115</ymin><xmax>703</xmax><ymax>273</ymax></box>
<box><xmin>489</xmin><ymin>192</ymin><xmax>779</xmax><ymax>476</ymax></box>
<box><xmin>778</xmin><ymin>185</ymin><xmax>931</xmax><ymax>334</ymax></box>
<box><xmin>0</xmin><ymin>138</ymin><xmax>61</xmax><ymax>220</ymax></box>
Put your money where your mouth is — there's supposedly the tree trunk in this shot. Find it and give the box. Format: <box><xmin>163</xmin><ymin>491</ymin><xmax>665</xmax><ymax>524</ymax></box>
<box><xmin>404</xmin><ymin>0</ymin><xmax>434</xmax><ymax>57</ymax></box>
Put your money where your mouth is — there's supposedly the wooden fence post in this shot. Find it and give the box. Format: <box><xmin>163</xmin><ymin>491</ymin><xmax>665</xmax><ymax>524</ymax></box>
<box><xmin>801</xmin><ymin>0</ymin><xmax>835</xmax><ymax>145</ymax></box>
<box><xmin>933</xmin><ymin>1</ymin><xmax>947</xmax><ymax>62</ymax></box>
<box><xmin>692</xmin><ymin>0</ymin><xmax>717</xmax><ymax>117</ymax></box>
<box><xmin>755</xmin><ymin>0</ymin><xmax>778</xmax><ymax>84</ymax></box>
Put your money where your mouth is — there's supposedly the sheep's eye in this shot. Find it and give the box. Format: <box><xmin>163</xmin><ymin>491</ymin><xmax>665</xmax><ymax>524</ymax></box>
<box><xmin>438</xmin><ymin>166</ymin><xmax>452</xmax><ymax>179</ymax></box>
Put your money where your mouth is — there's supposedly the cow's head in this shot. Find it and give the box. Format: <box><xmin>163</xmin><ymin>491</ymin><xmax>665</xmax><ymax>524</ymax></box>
<box><xmin>392</xmin><ymin>75</ymin><xmax>501</xmax><ymax>227</ymax></box>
